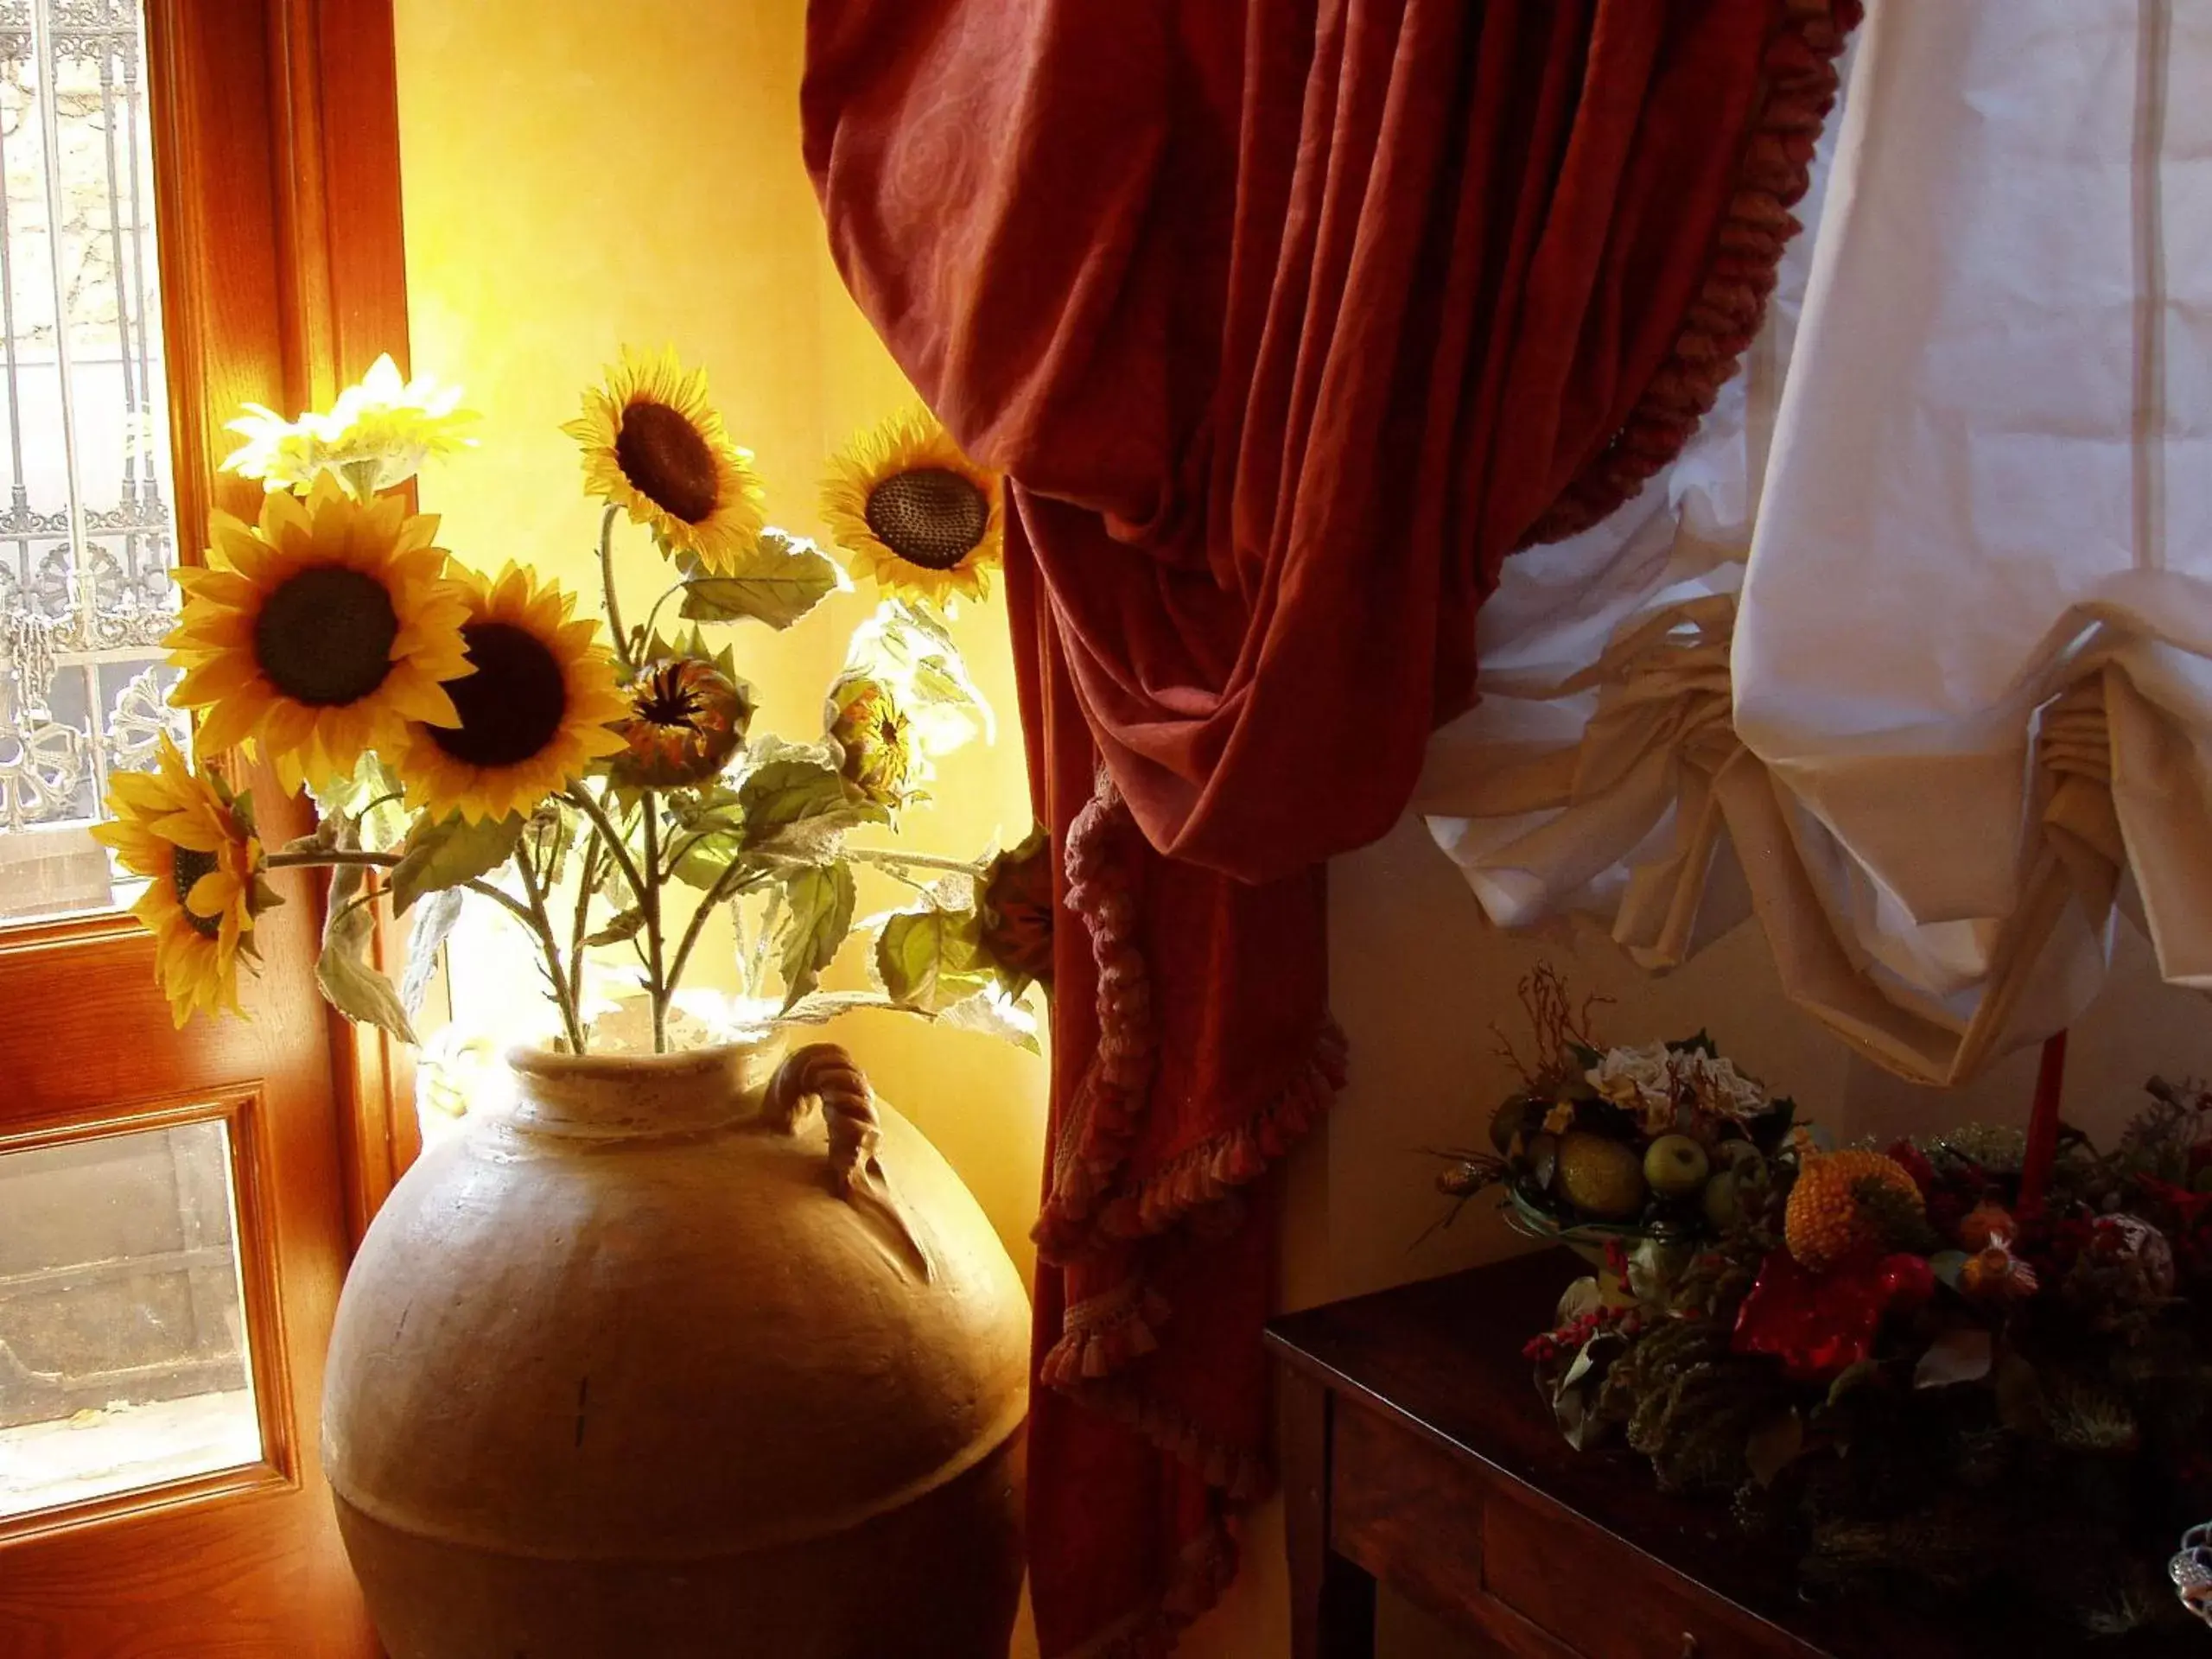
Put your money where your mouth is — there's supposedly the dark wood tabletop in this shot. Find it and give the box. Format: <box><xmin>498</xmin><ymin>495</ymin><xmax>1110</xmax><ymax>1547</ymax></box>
<box><xmin>1266</xmin><ymin>1248</ymin><xmax>2202</xmax><ymax>1659</ymax></box>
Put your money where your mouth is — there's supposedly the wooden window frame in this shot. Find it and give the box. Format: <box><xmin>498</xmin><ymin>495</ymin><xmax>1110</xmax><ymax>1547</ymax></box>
<box><xmin>0</xmin><ymin>1090</ymin><xmax>296</xmax><ymax>1545</ymax></box>
<box><xmin>145</xmin><ymin>0</ymin><xmax>418</xmax><ymax>1240</ymax></box>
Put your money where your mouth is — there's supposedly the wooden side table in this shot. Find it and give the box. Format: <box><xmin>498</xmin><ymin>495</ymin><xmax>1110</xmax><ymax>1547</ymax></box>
<box><xmin>1265</xmin><ymin>1249</ymin><xmax>2196</xmax><ymax>1659</ymax></box>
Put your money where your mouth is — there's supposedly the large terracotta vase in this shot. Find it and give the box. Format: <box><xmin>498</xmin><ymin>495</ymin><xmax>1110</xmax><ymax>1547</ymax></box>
<box><xmin>321</xmin><ymin>1039</ymin><xmax>1029</xmax><ymax>1658</ymax></box>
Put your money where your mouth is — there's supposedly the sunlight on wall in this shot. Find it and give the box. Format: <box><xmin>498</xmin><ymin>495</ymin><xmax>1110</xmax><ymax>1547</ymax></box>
<box><xmin>389</xmin><ymin>0</ymin><xmax>1046</xmax><ymax>1281</ymax></box>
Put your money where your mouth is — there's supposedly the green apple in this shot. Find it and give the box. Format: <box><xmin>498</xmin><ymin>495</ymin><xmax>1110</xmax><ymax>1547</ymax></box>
<box><xmin>1643</xmin><ymin>1133</ymin><xmax>1711</xmax><ymax>1199</ymax></box>
<box><xmin>1702</xmin><ymin>1170</ymin><xmax>1741</xmax><ymax>1230</ymax></box>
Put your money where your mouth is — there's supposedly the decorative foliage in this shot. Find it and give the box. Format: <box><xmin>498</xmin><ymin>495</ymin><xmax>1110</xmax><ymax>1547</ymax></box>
<box><xmin>108</xmin><ymin>351</ymin><xmax>1034</xmax><ymax>1057</ymax></box>
<box><xmin>1480</xmin><ymin>1020</ymin><xmax>2212</xmax><ymax>1640</ymax></box>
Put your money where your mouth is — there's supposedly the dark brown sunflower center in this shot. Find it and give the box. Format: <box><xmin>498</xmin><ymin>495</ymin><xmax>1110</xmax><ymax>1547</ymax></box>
<box><xmin>253</xmin><ymin>564</ymin><xmax>397</xmax><ymax>706</ymax></box>
<box><xmin>171</xmin><ymin>847</ymin><xmax>223</xmax><ymax>939</ymax></box>
<box><xmin>634</xmin><ymin>666</ymin><xmax>703</xmax><ymax>730</ymax></box>
<box><xmin>863</xmin><ymin>468</ymin><xmax>988</xmax><ymax>570</ymax></box>
<box><xmin>615</xmin><ymin>400</ymin><xmax>719</xmax><ymax>524</ymax></box>
<box><xmin>428</xmin><ymin>622</ymin><xmax>569</xmax><ymax>769</ymax></box>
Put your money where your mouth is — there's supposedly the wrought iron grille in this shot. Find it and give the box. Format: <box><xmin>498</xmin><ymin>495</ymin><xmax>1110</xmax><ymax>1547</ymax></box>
<box><xmin>0</xmin><ymin>0</ymin><xmax>186</xmax><ymax>918</ymax></box>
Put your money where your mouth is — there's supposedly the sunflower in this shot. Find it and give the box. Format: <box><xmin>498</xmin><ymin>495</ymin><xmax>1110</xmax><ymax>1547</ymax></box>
<box><xmin>223</xmin><ymin>353</ymin><xmax>476</xmax><ymax>498</ymax></box>
<box><xmin>563</xmin><ymin>346</ymin><xmax>766</xmax><ymax>575</ymax></box>
<box><xmin>828</xmin><ymin>674</ymin><xmax>917</xmax><ymax>808</ymax></box>
<box><xmin>165</xmin><ymin>475</ymin><xmax>474</xmax><ymax>792</ymax></box>
<box><xmin>820</xmin><ymin>407</ymin><xmax>1001</xmax><ymax>607</ymax></box>
<box><xmin>92</xmin><ymin>736</ymin><xmax>271</xmax><ymax>1026</ymax></box>
<box><xmin>395</xmin><ymin>563</ymin><xmax>628</xmax><ymax>823</ymax></box>
<box><xmin>610</xmin><ymin>656</ymin><xmax>753</xmax><ymax>788</ymax></box>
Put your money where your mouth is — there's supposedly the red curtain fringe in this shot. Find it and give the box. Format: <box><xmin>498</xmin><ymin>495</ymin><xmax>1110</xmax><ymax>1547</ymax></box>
<box><xmin>1517</xmin><ymin>0</ymin><xmax>1861</xmax><ymax>550</ymax></box>
<box><xmin>1038</xmin><ymin>1275</ymin><xmax>1174</xmax><ymax>1385</ymax></box>
<box><xmin>1095</xmin><ymin>1024</ymin><xmax>1349</xmax><ymax>1244</ymax></box>
<box><xmin>1035</xmin><ymin>770</ymin><xmax>1158</xmax><ymax>1260</ymax></box>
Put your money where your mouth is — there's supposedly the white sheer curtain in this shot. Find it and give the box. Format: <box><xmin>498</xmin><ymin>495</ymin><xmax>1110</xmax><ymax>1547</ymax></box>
<box><xmin>1418</xmin><ymin>0</ymin><xmax>2210</xmax><ymax>1087</ymax></box>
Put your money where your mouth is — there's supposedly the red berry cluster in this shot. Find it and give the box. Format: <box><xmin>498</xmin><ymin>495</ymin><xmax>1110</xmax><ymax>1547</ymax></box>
<box><xmin>1522</xmin><ymin>1300</ymin><xmax>1645</xmax><ymax>1365</ymax></box>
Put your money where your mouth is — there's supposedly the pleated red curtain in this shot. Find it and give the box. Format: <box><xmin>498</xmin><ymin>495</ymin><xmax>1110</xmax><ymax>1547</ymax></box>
<box><xmin>805</xmin><ymin>1</ymin><xmax>1857</xmax><ymax>1649</ymax></box>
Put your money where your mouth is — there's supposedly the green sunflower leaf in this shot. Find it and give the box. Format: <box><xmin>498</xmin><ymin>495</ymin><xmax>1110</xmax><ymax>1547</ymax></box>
<box><xmin>874</xmin><ymin>901</ymin><xmax>994</xmax><ymax>1015</ymax></box>
<box><xmin>934</xmin><ymin>985</ymin><xmax>1042</xmax><ymax>1054</ymax></box>
<box><xmin>738</xmin><ymin>755</ymin><xmax>887</xmax><ymax>846</ymax></box>
<box><xmin>664</xmin><ymin>786</ymin><xmax>748</xmax><ymax>890</ymax></box>
<box><xmin>398</xmin><ymin>887</ymin><xmax>465</xmax><ymax>1020</ymax></box>
<box><xmin>775</xmin><ymin>861</ymin><xmax>856</xmax><ymax>1011</ymax></box>
<box><xmin>677</xmin><ymin>528</ymin><xmax>842</xmax><ymax>630</ymax></box>
<box><xmin>315</xmin><ymin>861</ymin><xmax>414</xmax><ymax>1044</ymax></box>
<box><xmin>391</xmin><ymin>811</ymin><xmax>525</xmax><ymax>915</ymax></box>
<box><xmin>844</xmin><ymin>597</ymin><xmax>995</xmax><ymax>744</ymax></box>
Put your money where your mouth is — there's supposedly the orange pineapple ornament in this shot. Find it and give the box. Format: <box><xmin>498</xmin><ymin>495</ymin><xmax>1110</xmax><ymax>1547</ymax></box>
<box><xmin>1784</xmin><ymin>1148</ymin><xmax>1926</xmax><ymax>1272</ymax></box>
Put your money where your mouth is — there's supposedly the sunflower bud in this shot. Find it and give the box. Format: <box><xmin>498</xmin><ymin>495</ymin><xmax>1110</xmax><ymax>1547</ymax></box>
<box><xmin>828</xmin><ymin>675</ymin><xmax>916</xmax><ymax>808</ymax></box>
<box><xmin>611</xmin><ymin>657</ymin><xmax>753</xmax><ymax>788</ymax></box>
<box><xmin>978</xmin><ymin>830</ymin><xmax>1053</xmax><ymax>984</ymax></box>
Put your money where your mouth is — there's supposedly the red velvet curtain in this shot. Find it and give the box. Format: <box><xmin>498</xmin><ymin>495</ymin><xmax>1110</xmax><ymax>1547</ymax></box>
<box><xmin>805</xmin><ymin>2</ymin><xmax>1854</xmax><ymax>1650</ymax></box>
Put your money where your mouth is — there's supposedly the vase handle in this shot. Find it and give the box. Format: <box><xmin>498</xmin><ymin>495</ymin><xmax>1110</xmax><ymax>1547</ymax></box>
<box><xmin>763</xmin><ymin>1043</ymin><xmax>931</xmax><ymax>1279</ymax></box>
<box><xmin>764</xmin><ymin>1043</ymin><xmax>879</xmax><ymax>1192</ymax></box>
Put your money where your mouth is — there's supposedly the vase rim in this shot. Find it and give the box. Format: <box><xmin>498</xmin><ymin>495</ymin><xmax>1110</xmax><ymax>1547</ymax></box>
<box><xmin>505</xmin><ymin>1036</ymin><xmax>775</xmax><ymax>1081</ymax></box>
<box><xmin>499</xmin><ymin>1038</ymin><xmax>782</xmax><ymax>1139</ymax></box>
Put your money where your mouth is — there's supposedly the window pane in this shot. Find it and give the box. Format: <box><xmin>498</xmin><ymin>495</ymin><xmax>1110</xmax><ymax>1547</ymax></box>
<box><xmin>0</xmin><ymin>0</ymin><xmax>188</xmax><ymax>922</ymax></box>
<box><xmin>0</xmin><ymin>1117</ymin><xmax>261</xmax><ymax>1520</ymax></box>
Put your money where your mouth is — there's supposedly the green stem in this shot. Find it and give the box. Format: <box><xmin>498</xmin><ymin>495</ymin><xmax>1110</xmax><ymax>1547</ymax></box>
<box><xmin>270</xmin><ymin>848</ymin><xmax>398</xmax><ymax>870</ymax></box>
<box><xmin>844</xmin><ymin>847</ymin><xmax>982</xmax><ymax>876</ymax></box>
<box><xmin>267</xmin><ymin>849</ymin><xmax>543</xmax><ymax>933</ymax></box>
<box><xmin>353</xmin><ymin>789</ymin><xmax>405</xmax><ymax>830</ymax></box>
<box><xmin>564</xmin><ymin>785</ymin><xmax>649</xmax><ymax>912</ymax></box>
<box><xmin>637</xmin><ymin>582</ymin><xmax>688</xmax><ymax>655</ymax></box>
<box><xmin>597</xmin><ymin>505</ymin><xmax>632</xmax><ymax>675</ymax></box>
<box><xmin>639</xmin><ymin>790</ymin><xmax>667</xmax><ymax>1052</ymax></box>
<box><xmin>748</xmin><ymin>884</ymin><xmax>784</xmax><ymax>1001</ymax></box>
<box><xmin>666</xmin><ymin>859</ymin><xmax>766</xmax><ymax>1000</ymax></box>
<box><xmin>514</xmin><ymin>849</ymin><xmax>586</xmax><ymax>1054</ymax></box>
<box><xmin>569</xmin><ymin>823</ymin><xmax>604</xmax><ymax>980</ymax></box>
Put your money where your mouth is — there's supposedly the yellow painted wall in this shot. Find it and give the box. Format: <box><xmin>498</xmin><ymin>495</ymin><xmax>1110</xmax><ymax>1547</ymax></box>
<box><xmin>390</xmin><ymin>0</ymin><xmax>1046</xmax><ymax>1285</ymax></box>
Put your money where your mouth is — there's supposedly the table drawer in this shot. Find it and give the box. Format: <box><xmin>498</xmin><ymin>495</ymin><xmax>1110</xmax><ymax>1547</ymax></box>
<box><xmin>1331</xmin><ymin>1404</ymin><xmax>1575</xmax><ymax>1658</ymax></box>
<box><xmin>1481</xmin><ymin>1479</ymin><xmax>1814</xmax><ymax>1659</ymax></box>
<box><xmin>1330</xmin><ymin>1401</ymin><xmax>1492</xmax><ymax>1623</ymax></box>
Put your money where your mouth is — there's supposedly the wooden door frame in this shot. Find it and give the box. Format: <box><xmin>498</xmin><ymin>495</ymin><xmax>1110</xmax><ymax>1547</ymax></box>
<box><xmin>146</xmin><ymin>0</ymin><xmax>418</xmax><ymax>1243</ymax></box>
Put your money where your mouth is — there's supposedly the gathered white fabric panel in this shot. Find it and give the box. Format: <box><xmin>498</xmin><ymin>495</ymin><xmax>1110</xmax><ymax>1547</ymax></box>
<box><xmin>1418</xmin><ymin>0</ymin><xmax>2211</xmax><ymax>1086</ymax></box>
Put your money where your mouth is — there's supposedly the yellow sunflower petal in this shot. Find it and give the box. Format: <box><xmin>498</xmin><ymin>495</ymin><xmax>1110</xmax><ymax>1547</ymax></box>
<box><xmin>172</xmin><ymin>653</ymin><xmax>264</xmax><ymax>706</ymax></box>
<box><xmin>192</xmin><ymin>696</ymin><xmax>264</xmax><ymax>758</ymax></box>
<box><xmin>187</xmin><ymin>869</ymin><xmax>243</xmax><ymax>918</ymax></box>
